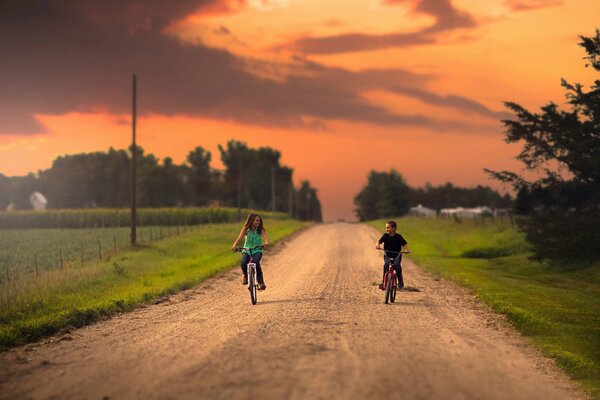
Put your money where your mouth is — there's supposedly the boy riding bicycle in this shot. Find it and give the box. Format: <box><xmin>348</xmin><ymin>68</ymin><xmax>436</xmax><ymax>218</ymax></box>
<box><xmin>375</xmin><ymin>220</ymin><xmax>410</xmax><ymax>290</ymax></box>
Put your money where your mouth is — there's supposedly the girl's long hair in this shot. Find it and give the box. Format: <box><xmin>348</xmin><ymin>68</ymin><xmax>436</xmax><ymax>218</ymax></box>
<box><xmin>243</xmin><ymin>213</ymin><xmax>265</xmax><ymax>233</ymax></box>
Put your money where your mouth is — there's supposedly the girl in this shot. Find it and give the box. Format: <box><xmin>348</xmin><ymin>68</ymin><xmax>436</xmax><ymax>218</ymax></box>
<box><xmin>231</xmin><ymin>213</ymin><xmax>270</xmax><ymax>290</ymax></box>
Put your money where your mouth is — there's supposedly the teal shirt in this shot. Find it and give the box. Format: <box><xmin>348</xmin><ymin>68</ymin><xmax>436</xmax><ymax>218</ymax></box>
<box><xmin>243</xmin><ymin>228</ymin><xmax>263</xmax><ymax>254</ymax></box>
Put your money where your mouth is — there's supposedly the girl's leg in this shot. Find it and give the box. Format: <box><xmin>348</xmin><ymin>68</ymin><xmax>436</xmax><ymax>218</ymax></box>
<box><xmin>253</xmin><ymin>253</ymin><xmax>264</xmax><ymax>283</ymax></box>
<box><xmin>240</xmin><ymin>252</ymin><xmax>250</xmax><ymax>278</ymax></box>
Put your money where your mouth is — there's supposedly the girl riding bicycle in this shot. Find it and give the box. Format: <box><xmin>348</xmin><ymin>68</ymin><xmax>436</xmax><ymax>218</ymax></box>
<box><xmin>231</xmin><ymin>213</ymin><xmax>270</xmax><ymax>290</ymax></box>
<box><xmin>375</xmin><ymin>220</ymin><xmax>410</xmax><ymax>290</ymax></box>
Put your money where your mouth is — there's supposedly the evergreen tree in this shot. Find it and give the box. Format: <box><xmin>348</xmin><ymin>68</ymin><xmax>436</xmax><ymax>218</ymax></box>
<box><xmin>486</xmin><ymin>30</ymin><xmax>600</xmax><ymax>261</ymax></box>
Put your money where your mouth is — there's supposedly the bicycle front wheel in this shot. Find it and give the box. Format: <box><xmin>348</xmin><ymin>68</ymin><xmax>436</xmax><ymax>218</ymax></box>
<box><xmin>384</xmin><ymin>274</ymin><xmax>393</xmax><ymax>304</ymax></box>
<box><xmin>248</xmin><ymin>268</ymin><xmax>257</xmax><ymax>305</ymax></box>
<box><xmin>390</xmin><ymin>275</ymin><xmax>397</xmax><ymax>303</ymax></box>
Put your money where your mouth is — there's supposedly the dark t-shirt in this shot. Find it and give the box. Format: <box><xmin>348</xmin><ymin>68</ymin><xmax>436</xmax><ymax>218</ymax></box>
<box><xmin>378</xmin><ymin>233</ymin><xmax>408</xmax><ymax>258</ymax></box>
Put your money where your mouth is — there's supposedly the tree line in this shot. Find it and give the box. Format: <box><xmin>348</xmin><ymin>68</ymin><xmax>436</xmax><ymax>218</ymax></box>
<box><xmin>0</xmin><ymin>140</ymin><xmax>322</xmax><ymax>222</ymax></box>
<box><xmin>353</xmin><ymin>169</ymin><xmax>512</xmax><ymax>221</ymax></box>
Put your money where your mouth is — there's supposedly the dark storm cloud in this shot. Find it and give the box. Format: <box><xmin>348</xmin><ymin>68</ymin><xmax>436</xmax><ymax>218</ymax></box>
<box><xmin>389</xmin><ymin>85</ymin><xmax>512</xmax><ymax>119</ymax></box>
<box><xmin>281</xmin><ymin>0</ymin><xmax>477</xmax><ymax>55</ymax></box>
<box><xmin>504</xmin><ymin>0</ymin><xmax>563</xmax><ymax>12</ymax></box>
<box><xmin>0</xmin><ymin>0</ymin><xmax>499</xmax><ymax>135</ymax></box>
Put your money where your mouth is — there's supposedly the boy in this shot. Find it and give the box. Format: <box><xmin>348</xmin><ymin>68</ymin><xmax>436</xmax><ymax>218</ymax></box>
<box><xmin>375</xmin><ymin>220</ymin><xmax>410</xmax><ymax>290</ymax></box>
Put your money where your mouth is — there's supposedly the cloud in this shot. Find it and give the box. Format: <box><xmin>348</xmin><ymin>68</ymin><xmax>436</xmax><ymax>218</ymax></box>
<box><xmin>0</xmin><ymin>0</ymin><xmax>500</xmax><ymax>136</ymax></box>
<box><xmin>504</xmin><ymin>0</ymin><xmax>562</xmax><ymax>12</ymax></box>
<box><xmin>248</xmin><ymin>0</ymin><xmax>301</xmax><ymax>11</ymax></box>
<box><xmin>279</xmin><ymin>0</ymin><xmax>477</xmax><ymax>55</ymax></box>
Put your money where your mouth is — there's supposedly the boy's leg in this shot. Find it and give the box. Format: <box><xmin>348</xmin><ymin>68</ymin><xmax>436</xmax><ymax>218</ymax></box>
<box><xmin>382</xmin><ymin>255</ymin><xmax>390</xmax><ymax>280</ymax></box>
<box><xmin>380</xmin><ymin>256</ymin><xmax>390</xmax><ymax>290</ymax></box>
<box><xmin>393</xmin><ymin>257</ymin><xmax>404</xmax><ymax>288</ymax></box>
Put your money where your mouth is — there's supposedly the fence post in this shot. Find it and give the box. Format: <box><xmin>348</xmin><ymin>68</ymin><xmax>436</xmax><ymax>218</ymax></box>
<box><xmin>34</xmin><ymin>254</ymin><xmax>39</xmax><ymax>277</ymax></box>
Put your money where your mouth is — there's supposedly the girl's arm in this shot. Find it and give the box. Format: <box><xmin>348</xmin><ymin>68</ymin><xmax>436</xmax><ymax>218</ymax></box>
<box><xmin>231</xmin><ymin>227</ymin><xmax>246</xmax><ymax>251</ymax></box>
<box><xmin>261</xmin><ymin>228</ymin><xmax>270</xmax><ymax>247</ymax></box>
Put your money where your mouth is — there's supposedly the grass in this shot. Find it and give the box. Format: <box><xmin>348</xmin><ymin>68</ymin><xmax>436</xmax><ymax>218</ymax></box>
<box><xmin>368</xmin><ymin>217</ymin><xmax>600</xmax><ymax>399</ymax></box>
<box><xmin>0</xmin><ymin>218</ymin><xmax>310</xmax><ymax>348</ymax></box>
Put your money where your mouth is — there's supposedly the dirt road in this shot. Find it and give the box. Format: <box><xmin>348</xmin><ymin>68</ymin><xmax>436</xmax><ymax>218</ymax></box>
<box><xmin>0</xmin><ymin>223</ymin><xmax>587</xmax><ymax>399</ymax></box>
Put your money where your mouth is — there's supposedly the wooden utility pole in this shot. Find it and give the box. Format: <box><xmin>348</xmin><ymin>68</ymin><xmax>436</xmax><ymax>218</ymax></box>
<box><xmin>130</xmin><ymin>74</ymin><xmax>137</xmax><ymax>247</ymax></box>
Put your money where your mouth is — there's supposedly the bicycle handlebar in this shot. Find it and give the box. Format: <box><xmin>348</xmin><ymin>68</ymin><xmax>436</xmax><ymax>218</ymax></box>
<box><xmin>235</xmin><ymin>245</ymin><xmax>265</xmax><ymax>252</ymax></box>
<box><xmin>376</xmin><ymin>249</ymin><xmax>410</xmax><ymax>255</ymax></box>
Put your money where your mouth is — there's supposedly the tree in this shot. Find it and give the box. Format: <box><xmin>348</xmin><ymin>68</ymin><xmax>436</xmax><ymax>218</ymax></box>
<box><xmin>186</xmin><ymin>146</ymin><xmax>212</xmax><ymax>206</ymax></box>
<box><xmin>486</xmin><ymin>29</ymin><xmax>600</xmax><ymax>261</ymax></box>
<box><xmin>354</xmin><ymin>170</ymin><xmax>411</xmax><ymax>221</ymax></box>
<box><xmin>295</xmin><ymin>180</ymin><xmax>323</xmax><ymax>222</ymax></box>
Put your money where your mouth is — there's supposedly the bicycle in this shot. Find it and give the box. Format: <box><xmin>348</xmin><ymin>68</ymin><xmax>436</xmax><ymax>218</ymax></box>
<box><xmin>378</xmin><ymin>249</ymin><xmax>409</xmax><ymax>304</ymax></box>
<box><xmin>236</xmin><ymin>245</ymin><xmax>264</xmax><ymax>305</ymax></box>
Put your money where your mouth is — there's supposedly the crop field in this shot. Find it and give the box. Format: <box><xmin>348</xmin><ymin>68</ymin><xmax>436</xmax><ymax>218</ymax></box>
<box><xmin>0</xmin><ymin>207</ymin><xmax>288</xmax><ymax>279</ymax></box>
<box><xmin>0</xmin><ymin>225</ymin><xmax>192</xmax><ymax>279</ymax></box>
<box><xmin>0</xmin><ymin>207</ymin><xmax>288</xmax><ymax>229</ymax></box>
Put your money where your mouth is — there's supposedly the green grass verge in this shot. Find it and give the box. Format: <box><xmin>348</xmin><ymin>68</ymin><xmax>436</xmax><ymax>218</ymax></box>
<box><xmin>368</xmin><ymin>217</ymin><xmax>600</xmax><ymax>399</ymax></box>
<box><xmin>0</xmin><ymin>218</ymin><xmax>310</xmax><ymax>348</ymax></box>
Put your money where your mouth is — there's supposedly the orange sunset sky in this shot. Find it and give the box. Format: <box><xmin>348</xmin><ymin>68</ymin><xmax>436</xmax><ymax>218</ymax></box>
<box><xmin>0</xmin><ymin>0</ymin><xmax>598</xmax><ymax>220</ymax></box>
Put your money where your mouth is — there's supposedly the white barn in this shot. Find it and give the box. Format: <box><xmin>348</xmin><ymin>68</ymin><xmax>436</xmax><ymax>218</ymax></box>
<box><xmin>408</xmin><ymin>204</ymin><xmax>436</xmax><ymax>217</ymax></box>
<box><xmin>440</xmin><ymin>206</ymin><xmax>493</xmax><ymax>219</ymax></box>
<box><xmin>29</xmin><ymin>192</ymin><xmax>48</xmax><ymax>211</ymax></box>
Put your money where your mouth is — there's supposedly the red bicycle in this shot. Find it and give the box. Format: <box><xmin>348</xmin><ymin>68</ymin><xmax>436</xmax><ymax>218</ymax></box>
<box><xmin>236</xmin><ymin>245</ymin><xmax>264</xmax><ymax>305</ymax></box>
<box><xmin>378</xmin><ymin>249</ymin><xmax>408</xmax><ymax>304</ymax></box>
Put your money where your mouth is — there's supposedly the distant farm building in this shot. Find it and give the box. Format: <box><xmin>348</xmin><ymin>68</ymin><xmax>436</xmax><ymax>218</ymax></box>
<box><xmin>408</xmin><ymin>204</ymin><xmax>436</xmax><ymax>217</ymax></box>
<box><xmin>440</xmin><ymin>207</ymin><xmax>493</xmax><ymax>219</ymax></box>
<box><xmin>29</xmin><ymin>192</ymin><xmax>48</xmax><ymax>211</ymax></box>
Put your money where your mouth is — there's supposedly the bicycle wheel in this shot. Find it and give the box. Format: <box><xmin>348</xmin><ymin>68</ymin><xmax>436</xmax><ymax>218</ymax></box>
<box><xmin>390</xmin><ymin>274</ymin><xmax>397</xmax><ymax>303</ymax></box>
<box><xmin>384</xmin><ymin>273</ymin><xmax>393</xmax><ymax>304</ymax></box>
<box><xmin>248</xmin><ymin>268</ymin><xmax>257</xmax><ymax>305</ymax></box>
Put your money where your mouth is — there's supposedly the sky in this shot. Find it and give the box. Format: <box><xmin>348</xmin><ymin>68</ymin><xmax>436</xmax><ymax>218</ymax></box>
<box><xmin>0</xmin><ymin>0</ymin><xmax>598</xmax><ymax>221</ymax></box>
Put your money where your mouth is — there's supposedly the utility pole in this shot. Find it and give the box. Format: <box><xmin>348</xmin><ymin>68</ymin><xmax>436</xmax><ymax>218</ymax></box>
<box><xmin>130</xmin><ymin>74</ymin><xmax>137</xmax><ymax>247</ymax></box>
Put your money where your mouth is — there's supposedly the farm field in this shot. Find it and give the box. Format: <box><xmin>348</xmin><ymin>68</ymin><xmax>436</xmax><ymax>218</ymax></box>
<box><xmin>369</xmin><ymin>217</ymin><xmax>600</xmax><ymax>398</ymax></box>
<box><xmin>0</xmin><ymin>208</ymin><xmax>288</xmax><ymax>277</ymax></box>
<box><xmin>0</xmin><ymin>217</ymin><xmax>310</xmax><ymax>347</ymax></box>
<box><xmin>0</xmin><ymin>225</ymin><xmax>200</xmax><ymax>278</ymax></box>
